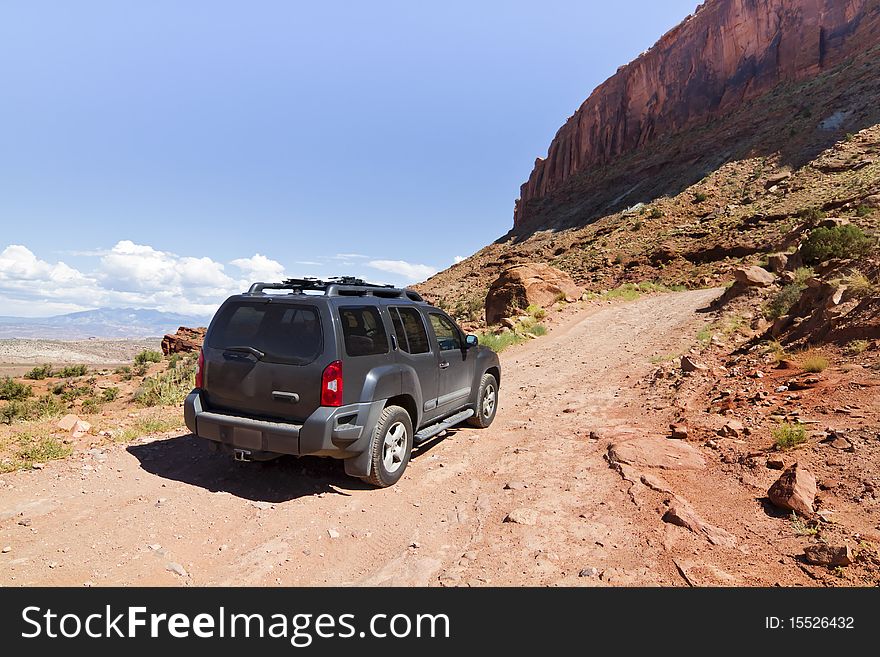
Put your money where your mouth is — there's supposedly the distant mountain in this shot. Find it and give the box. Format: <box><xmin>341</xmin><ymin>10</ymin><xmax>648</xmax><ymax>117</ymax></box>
<box><xmin>0</xmin><ymin>308</ymin><xmax>211</xmax><ymax>339</ymax></box>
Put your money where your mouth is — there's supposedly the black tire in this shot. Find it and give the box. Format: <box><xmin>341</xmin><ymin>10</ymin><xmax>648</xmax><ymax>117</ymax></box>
<box><xmin>467</xmin><ymin>373</ymin><xmax>498</xmax><ymax>428</ymax></box>
<box><xmin>361</xmin><ymin>405</ymin><xmax>413</xmax><ymax>488</ymax></box>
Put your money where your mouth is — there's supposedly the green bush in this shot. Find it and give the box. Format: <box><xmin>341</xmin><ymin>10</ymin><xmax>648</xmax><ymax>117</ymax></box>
<box><xmin>0</xmin><ymin>431</ymin><xmax>72</xmax><ymax>472</ymax></box>
<box><xmin>81</xmin><ymin>397</ymin><xmax>103</xmax><ymax>414</ymax></box>
<box><xmin>693</xmin><ymin>192</ymin><xmax>708</xmax><ymax>203</ymax></box>
<box><xmin>24</xmin><ymin>364</ymin><xmax>54</xmax><ymax>380</ymax></box>
<box><xmin>525</xmin><ymin>304</ymin><xmax>546</xmax><ymax>320</ymax></box>
<box><xmin>855</xmin><ymin>205</ymin><xmax>872</xmax><ymax>217</ymax></box>
<box><xmin>800</xmin><ymin>225</ymin><xmax>872</xmax><ymax>264</ymax></box>
<box><xmin>528</xmin><ymin>324</ymin><xmax>548</xmax><ymax>337</ymax></box>
<box><xmin>102</xmin><ymin>386</ymin><xmax>120</xmax><ymax>402</ymax></box>
<box><xmin>134</xmin><ymin>350</ymin><xmax>163</xmax><ymax>366</ymax></box>
<box><xmin>477</xmin><ymin>331</ymin><xmax>526</xmax><ymax>353</ymax></box>
<box><xmin>773</xmin><ymin>422</ymin><xmax>807</xmax><ymax>450</ymax></box>
<box><xmin>798</xmin><ymin>207</ymin><xmax>826</xmax><ymax>223</ymax></box>
<box><xmin>649</xmin><ymin>207</ymin><xmax>663</xmax><ymax>219</ymax></box>
<box><xmin>0</xmin><ymin>394</ymin><xmax>64</xmax><ymax>425</ymax></box>
<box><xmin>0</xmin><ymin>377</ymin><xmax>33</xmax><ymax>401</ymax></box>
<box><xmin>57</xmin><ymin>364</ymin><xmax>88</xmax><ymax>378</ymax></box>
<box><xmin>764</xmin><ymin>284</ymin><xmax>805</xmax><ymax>320</ymax></box>
<box><xmin>134</xmin><ymin>356</ymin><xmax>196</xmax><ymax>406</ymax></box>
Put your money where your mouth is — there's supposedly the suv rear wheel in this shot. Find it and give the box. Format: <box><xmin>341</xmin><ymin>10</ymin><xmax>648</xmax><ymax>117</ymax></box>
<box><xmin>467</xmin><ymin>373</ymin><xmax>498</xmax><ymax>428</ymax></box>
<box><xmin>362</xmin><ymin>405</ymin><xmax>413</xmax><ymax>488</ymax></box>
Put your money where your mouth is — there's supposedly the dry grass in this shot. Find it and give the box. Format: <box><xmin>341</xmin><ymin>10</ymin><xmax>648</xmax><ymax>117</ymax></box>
<box><xmin>800</xmin><ymin>350</ymin><xmax>829</xmax><ymax>373</ymax></box>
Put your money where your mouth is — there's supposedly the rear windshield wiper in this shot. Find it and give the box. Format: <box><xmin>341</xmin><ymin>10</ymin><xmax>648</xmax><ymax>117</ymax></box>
<box><xmin>223</xmin><ymin>345</ymin><xmax>266</xmax><ymax>360</ymax></box>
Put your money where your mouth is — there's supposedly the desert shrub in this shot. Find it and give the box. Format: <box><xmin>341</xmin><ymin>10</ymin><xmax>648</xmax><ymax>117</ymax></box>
<box><xmin>0</xmin><ymin>431</ymin><xmax>72</xmax><ymax>472</ymax></box>
<box><xmin>632</xmin><ymin>220</ymin><xmax>643</xmax><ymax>231</ymax></box>
<box><xmin>856</xmin><ymin>205</ymin><xmax>872</xmax><ymax>217</ymax></box>
<box><xmin>798</xmin><ymin>207</ymin><xmax>826</xmax><ymax>223</ymax></box>
<box><xmin>167</xmin><ymin>354</ymin><xmax>181</xmax><ymax>369</ymax></box>
<box><xmin>24</xmin><ymin>364</ymin><xmax>54</xmax><ymax>380</ymax></box>
<box><xmin>800</xmin><ymin>225</ymin><xmax>873</xmax><ymax>264</ymax></box>
<box><xmin>134</xmin><ymin>356</ymin><xmax>196</xmax><ymax>406</ymax></box>
<box><xmin>528</xmin><ymin>324</ymin><xmax>548</xmax><ymax>337</ymax></box>
<box><xmin>693</xmin><ymin>192</ymin><xmax>708</xmax><ymax>203</ymax></box>
<box><xmin>0</xmin><ymin>394</ymin><xmax>63</xmax><ymax>424</ymax></box>
<box><xmin>132</xmin><ymin>363</ymin><xmax>149</xmax><ymax>377</ymax></box>
<box><xmin>773</xmin><ymin>422</ymin><xmax>807</xmax><ymax>449</ymax></box>
<box><xmin>844</xmin><ymin>340</ymin><xmax>869</xmax><ymax>356</ymax></box>
<box><xmin>57</xmin><ymin>364</ymin><xmax>88</xmax><ymax>378</ymax></box>
<box><xmin>0</xmin><ymin>377</ymin><xmax>33</xmax><ymax>401</ymax></box>
<box><xmin>764</xmin><ymin>284</ymin><xmax>805</xmax><ymax>320</ymax></box>
<box><xmin>60</xmin><ymin>384</ymin><xmax>92</xmax><ymax>403</ymax></box>
<box><xmin>649</xmin><ymin>207</ymin><xmax>663</xmax><ymax>219</ymax></box>
<box><xmin>81</xmin><ymin>397</ymin><xmax>103</xmax><ymax>414</ymax></box>
<box><xmin>800</xmin><ymin>352</ymin><xmax>829</xmax><ymax>373</ymax></box>
<box><xmin>478</xmin><ymin>331</ymin><xmax>526</xmax><ymax>353</ymax></box>
<box><xmin>134</xmin><ymin>350</ymin><xmax>163</xmax><ymax>366</ymax></box>
<box><xmin>114</xmin><ymin>415</ymin><xmax>180</xmax><ymax>443</ymax></box>
<box><xmin>840</xmin><ymin>269</ymin><xmax>876</xmax><ymax>299</ymax></box>
<box><xmin>763</xmin><ymin>340</ymin><xmax>788</xmax><ymax>363</ymax></box>
<box><xmin>525</xmin><ymin>304</ymin><xmax>546</xmax><ymax>320</ymax></box>
<box><xmin>102</xmin><ymin>386</ymin><xmax>120</xmax><ymax>402</ymax></box>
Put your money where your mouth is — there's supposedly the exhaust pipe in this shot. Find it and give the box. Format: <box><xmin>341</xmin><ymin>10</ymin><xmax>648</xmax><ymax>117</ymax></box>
<box><xmin>234</xmin><ymin>449</ymin><xmax>252</xmax><ymax>462</ymax></box>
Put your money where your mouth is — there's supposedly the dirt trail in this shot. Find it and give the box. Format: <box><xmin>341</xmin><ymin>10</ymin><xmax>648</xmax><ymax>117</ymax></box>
<box><xmin>0</xmin><ymin>290</ymin><xmax>812</xmax><ymax>586</ymax></box>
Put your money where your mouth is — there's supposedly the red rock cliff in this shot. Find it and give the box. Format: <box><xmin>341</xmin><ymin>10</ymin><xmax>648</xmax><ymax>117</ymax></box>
<box><xmin>514</xmin><ymin>0</ymin><xmax>880</xmax><ymax>230</ymax></box>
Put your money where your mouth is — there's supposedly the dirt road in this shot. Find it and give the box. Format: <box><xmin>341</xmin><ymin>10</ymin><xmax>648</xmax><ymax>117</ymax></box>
<box><xmin>0</xmin><ymin>289</ymin><xmax>813</xmax><ymax>586</ymax></box>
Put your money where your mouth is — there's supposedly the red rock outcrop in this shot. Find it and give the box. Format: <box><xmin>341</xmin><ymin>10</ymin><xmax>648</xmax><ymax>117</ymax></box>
<box><xmin>161</xmin><ymin>326</ymin><xmax>207</xmax><ymax>355</ymax></box>
<box><xmin>514</xmin><ymin>0</ymin><xmax>880</xmax><ymax>231</ymax></box>
<box><xmin>484</xmin><ymin>263</ymin><xmax>582</xmax><ymax>325</ymax></box>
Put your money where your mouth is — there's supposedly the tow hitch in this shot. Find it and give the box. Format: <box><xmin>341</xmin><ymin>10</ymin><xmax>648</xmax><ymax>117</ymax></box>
<box><xmin>233</xmin><ymin>449</ymin><xmax>252</xmax><ymax>462</ymax></box>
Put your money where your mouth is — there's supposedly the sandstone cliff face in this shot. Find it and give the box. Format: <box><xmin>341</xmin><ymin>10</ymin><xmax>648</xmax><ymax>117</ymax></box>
<box><xmin>514</xmin><ymin>0</ymin><xmax>880</xmax><ymax>231</ymax></box>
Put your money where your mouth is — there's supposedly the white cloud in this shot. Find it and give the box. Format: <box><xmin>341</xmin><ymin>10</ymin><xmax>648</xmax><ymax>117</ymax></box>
<box><xmin>229</xmin><ymin>253</ymin><xmax>285</xmax><ymax>282</ymax></box>
<box><xmin>0</xmin><ymin>241</ymin><xmax>289</xmax><ymax>318</ymax></box>
<box><xmin>367</xmin><ymin>259</ymin><xmax>437</xmax><ymax>283</ymax></box>
<box><xmin>454</xmin><ymin>255</ymin><xmax>466</xmax><ymax>264</ymax></box>
<box><xmin>333</xmin><ymin>253</ymin><xmax>369</xmax><ymax>260</ymax></box>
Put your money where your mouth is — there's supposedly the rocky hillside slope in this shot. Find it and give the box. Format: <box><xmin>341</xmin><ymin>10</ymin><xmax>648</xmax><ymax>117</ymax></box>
<box><xmin>511</xmin><ymin>0</ymin><xmax>880</xmax><ymax>234</ymax></box>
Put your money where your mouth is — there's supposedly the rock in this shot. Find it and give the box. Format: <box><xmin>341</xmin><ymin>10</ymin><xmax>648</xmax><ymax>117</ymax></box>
<box><xmin>513</xmin><ymin>1</ymin><xmax>875</xmax><ymax>230</ymax></box>
<box><xmin>680</xmin><ymin>355</ymin><xmax>707</xmax><ymax>372</ymax></box>
<box><xmin>733</xmin><ymin>266</ymin><xmax>775</xmax><ymax>287</ymax></box>
<box><xmin>803</xmin><ymin>544</ymin><xmax>853</xmax><ymax>567</ymax></box>
<box><xmin>71</xmin><ymin>420</ymin><xmax>91</xmax><ymax>438</ymax></box>
<box><xmin>768</xmin><ymin>463</ymin><xmax>817</xmax><ymax>517</ymax></box>
<box><xmin>765</xmin><ymin>172</ymin><xmax>792</xmax><ymax>187</ymax></box>
<box><xmin>161</xmin><ymin>326</ymin><xmax>207</xmax><ymax>356</ymax></box>
<box><xmin>640</xmin><ymin>472</ymin><xmax>674</xmax><ymax>494</ymax></box>
<box><xmin>147</xmin><ymin>544</ymin><xmax>162</xmax><ymax>551</ymax></box>
<box><xmin>578</xmin><ymin>567</ymin><xmax>600</xmax><ymax>578</ymax></box>
<box><xmin>500</xmin><ymin>317</ymin><xmax>516</xmax><ymax>330</ymax></box>
<box><xmin>766</xmin><ymin>253</ymin><xmax>789</xmax><ymax>273</ymax></box>
<box><xmin>327</xmin><ymin>528</ymin><xmax>340</xmax><ymax>539</ymax></box>
<box><xmin>166</xmin><ymin>562</ymin><xmax>189</xmax><ymax>577</ymax></box>
<box><xmin>766</xmin><ymin>456</ymin><xmax>785</xmax><ymax>470</ymax></box>
<box><xmin>669</xmin><ymin>424</ymin><xmax>688</xmax><ymax>440</ymax></box>
<box><xmin>864</xmin><ymin>194</ymin><xmax>880</xmax><ymax>209</ymax></box>
<box><xmin>17</xmin><ymin>518</ymin><xmax>32</xmax><ymax>527</ymax></box>
<box><xmin>607</xmin><ymin>437</ymin><xmax>706</xmax><ymax>471</ymax></box>
<box><xmin>662</xmin><ymin>497</ymin><xmax>736</xmax><ymax>547</ymax></box>
<box><xmin>1</xmin><ymin>546</ymin><xmax>10</xmax><ymax>553</ymax></box>
<box><xmin>485</xmin><ymin>264</ymin><xmax>582</xmax><ymax>325</ymax></box>
<box><xmin>818</xmin><ymin>217</ymin><xmax>851</xmax><ymax>229</ymax></box>
<box><xmin>249</xmin><ymin>501</ymin><xmax>272</xmax><ymax>510</ymax></box>
<box><xmin>503</xmin><ymin>508</ymin><xmax>539</xmax><ymax>526</ymax></box>
<box><xmin>57</xmin><ymin>414</ymin><xmax>82</xmax><ymax>431</ymax></box>
<box><xmin>718</xmin><ymin>419</ymin><xmax>744</xmax><ymax>438</ymax></box>
<box><xmin>503</xmin><ymin>481</ymin><xmax>529</xmax><ymax>490</ymax></box>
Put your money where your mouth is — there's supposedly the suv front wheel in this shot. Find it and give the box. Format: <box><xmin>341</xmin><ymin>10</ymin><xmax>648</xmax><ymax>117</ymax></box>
<box><xmin>468</xmin><ymin>373</ymin><xmax>498</xmax><ymax>428</ymax></box>
<box><xmin>362</xmin><ymin>405</ymin><xmax>413</xmax><ymax>488</ymax></box>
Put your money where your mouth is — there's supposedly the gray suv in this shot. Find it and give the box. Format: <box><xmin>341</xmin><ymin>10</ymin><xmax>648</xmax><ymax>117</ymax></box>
<box><xmin>184</xmin><ymin>277</ymin><xmax>500</xmax><ymax>487</ymax></box>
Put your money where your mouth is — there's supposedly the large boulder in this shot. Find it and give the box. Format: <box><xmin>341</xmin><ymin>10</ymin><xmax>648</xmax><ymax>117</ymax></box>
<box><xmin>768</xmin><ymin>463</ymin><xmax>816</xmax><ymax>517</ymax></box>
<box><xmin>733</xmin><ymin>266</ymin><xmax>775</xmax><ymax>287</ymax></box>
<box><xmin>485</xmin><ymin>264</ymin><xmax>582</xmax><ymax>325</ymax></box>
<box><xmin>161</xmin><ymin>326</ymin><xmax>207</xmax><ymax>355</ymax></box>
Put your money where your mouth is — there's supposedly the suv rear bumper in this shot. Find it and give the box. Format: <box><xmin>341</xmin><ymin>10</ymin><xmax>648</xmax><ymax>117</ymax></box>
<box><xmin>184</xmin><ymin>390</ymin><xmax>385</xmax><ymax>458</ymax></box>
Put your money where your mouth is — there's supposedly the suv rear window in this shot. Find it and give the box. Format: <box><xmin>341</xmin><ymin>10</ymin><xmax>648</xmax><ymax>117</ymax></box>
<box><xmin>206</xmin><ymin>302</ymin><xmax>322</xmax><ymax>365</ymax></box>
<box><xmin>339</xmin><ymin>306</ymin><xmax>389</xmax><ymax>357</ymax></box>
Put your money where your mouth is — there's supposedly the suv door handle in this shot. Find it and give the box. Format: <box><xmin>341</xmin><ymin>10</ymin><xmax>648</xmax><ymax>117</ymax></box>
<box><xmin>439</xmin><ymin>361</ymin><xmax>449</xmax><ymax>369</ymax></box>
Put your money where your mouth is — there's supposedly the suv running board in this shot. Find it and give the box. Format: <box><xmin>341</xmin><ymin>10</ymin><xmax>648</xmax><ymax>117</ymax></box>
<box><xmin>414</xmin><ymin>408</ymin><xmax>474</xmax><ymax>445</ymax></box>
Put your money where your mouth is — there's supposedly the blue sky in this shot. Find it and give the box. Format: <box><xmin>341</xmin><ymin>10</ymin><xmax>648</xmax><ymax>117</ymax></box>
<box><xmin>0</xmin><ymin>0</ymin><xmax>697</xmax><ymax>316</ymax></box>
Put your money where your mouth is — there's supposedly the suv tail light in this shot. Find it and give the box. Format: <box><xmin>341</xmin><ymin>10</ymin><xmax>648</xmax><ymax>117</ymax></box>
<box><xmin>195</xmin><ymin>349</ymin><xmax>204</xmax><ymax>389</ymax></box>
<box><xmin>321</xmin><ymin>360</ymin><xmax>343</xmax><ymax>406</ymax></box>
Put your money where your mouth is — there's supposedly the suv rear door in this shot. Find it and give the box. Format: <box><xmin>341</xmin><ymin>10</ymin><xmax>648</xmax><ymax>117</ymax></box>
<box><xmin>201</xmin><ymin>298</ymin><xmax>328</xmax><ymax>422</ymax></box>
<box><xmin>426</xmin><ymin>311</ymin><xmax>475</xmax><ymax>416</ymax></box>
<box><xmin>388</xmin><ymin>305</ymin><xmax>439</xmax><ymax>425</ymax></box>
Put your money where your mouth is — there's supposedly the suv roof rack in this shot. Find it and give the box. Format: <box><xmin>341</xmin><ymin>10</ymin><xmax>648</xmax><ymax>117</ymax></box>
<box><xmin>246</xmin><ymin>277</ymin><xmax>426</xmax><ymax>302</ymax></box>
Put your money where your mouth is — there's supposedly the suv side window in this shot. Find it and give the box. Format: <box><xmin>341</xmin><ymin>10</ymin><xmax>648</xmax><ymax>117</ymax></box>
<box><xmin>339</xmin><ymin>306</ymin><xmax>389</xmax><ymax>357</ymax></box>
<box><xmin>429</xmin><ymin>312</ymin><xmax>463</xmax><ymax>351</ymax></box>
<box><xmin>390</xmin><ymin>307</ymin><xmax>430</xmax><ymax>354</ymax></box>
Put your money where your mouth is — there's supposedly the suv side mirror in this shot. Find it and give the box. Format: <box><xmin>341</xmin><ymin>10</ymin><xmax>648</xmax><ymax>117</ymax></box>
<box><xmin>465</xmin><ymin>334</ymin><xmax>479</xmax><ymax>348</ymax></box>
